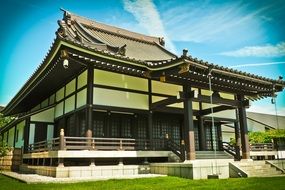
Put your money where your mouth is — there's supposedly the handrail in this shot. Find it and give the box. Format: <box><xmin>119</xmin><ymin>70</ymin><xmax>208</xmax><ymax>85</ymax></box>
<box><xmin>165</xmin><ymin>137</ymin><xmax>185</xmax><ymax>162</ymax></box>
<box><xmin>229</xmin><ymin>162</ymin><xmax>248</xmax><ymax>178</ymax></box>
<box><xmin>222</xmin><ymin>142</ymin><xmax>241</xmax><ymax>160</ymax></box>
<box><xmin>27</xmin><ymin>137</ymin><xmax>152</xmax><ymax>153</ymax></box>
<box><xmin>265</xmin><ymin>160</ymin><xmax>285</xmax><ymax>174</ymax></box>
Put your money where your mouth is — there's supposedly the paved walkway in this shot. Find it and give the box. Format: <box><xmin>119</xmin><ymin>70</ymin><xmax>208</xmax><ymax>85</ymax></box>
<box><xmin>1</xmin><ymin>171</ymin><xmax>166</xmax><ymax>184</ymax></box>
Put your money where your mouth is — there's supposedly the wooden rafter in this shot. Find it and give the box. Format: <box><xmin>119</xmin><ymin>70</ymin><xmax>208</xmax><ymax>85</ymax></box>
<box><xmin>199</xmin><ymin>105</ymin><xmax>235</xmax><ymax>116</ymax></box>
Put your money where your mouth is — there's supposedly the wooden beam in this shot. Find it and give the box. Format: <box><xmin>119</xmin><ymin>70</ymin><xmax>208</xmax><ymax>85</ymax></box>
<box><xmin>199</xmin><ymin>105</ymin><xmax>235</xmax><ymax>116</ymax></box>
<box><xmin>203</xmin><ymin>116</ymin><xmax>237</xmax><ymax>123</ymax></box>
<box><xmin>151</xmin><ymin>96</ymin><xmax>182</xmax><ymax>110</ymax></box>
<box><xmin>193</xmin><ymin>94</ymin><xmax>241</xmax><ymax>107</ymax></box>
<box><xmin>151</xmin><ymin>91</ymin><xmax>195</xmax><ymax>110</ymax></box>
<box><xmin>154</xmin><ymin>106</ymin><xmax>199</xmax><ymax>116</ymax></box>
<box><xmin>167</xmin><ymin>75</ymin><xmax>259</xmax><ymax>96</ymax></box>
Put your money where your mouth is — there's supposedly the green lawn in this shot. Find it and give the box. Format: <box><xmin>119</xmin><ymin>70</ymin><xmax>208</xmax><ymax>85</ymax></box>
<box><xmin>1</xmin><ymin>174</ymin><xmax>285</xmax><ymax>190</ymax></box>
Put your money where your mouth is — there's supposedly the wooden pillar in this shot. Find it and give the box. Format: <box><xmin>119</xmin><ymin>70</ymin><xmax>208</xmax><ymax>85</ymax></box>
<box><xmin>148</xmin><ymin>111</ymin><xmax>153</xmax><ymax>150</ymax></box>
<box><xmin>86</xmin><ymin>129</ymin><xmax>92</xmax><ymax>149</ymax></box>
<box><xmin>13</xmin><ymin>125</ymin><xmax>17</xmax><ymax>147</ymax></box>
<box><xmin>183</xmin><ymin>85</ymin><xmax>196</xmax><ymax>160</ymax></box>
<box><xmin>86</xmin><ymin>64</ymin><xmax>94</xmax><ymax>135</ymax></box>
<box><xmin>58</xmin><ymin>130</ymin><xmax>65</xmax><ymax>167</ymax></box>
<box><xmin>197</xmin><ymin>116</ymin><xmax>206</xmax><ymax>151</ymax></box>
<box><xmin>237</xmin><ymin>95</ymin><xmax>250</xmax><ymax>159</ymax></box>
<box><xmin>234</xmin><ymin>121</ymin><xmax>241</xmax><ymax>160</ymax></box>
<box><xmin>23</xmin><ymin>118</ymin><xmax>30</xmax><ymax>153</ymax></box>
<box><xmin>217</xmin><ymin>124</ymin><xmax>223</xmax><ymax>151</ymax></box>
<box><xmin>59</xmin><ymin>129</ymin><xmax>65</xmax><ymax>150</ymax></box>
<box><xmin>148</xmin><ymin>79</ymin><xmax>153</xmax><ymax>150</ymax></box>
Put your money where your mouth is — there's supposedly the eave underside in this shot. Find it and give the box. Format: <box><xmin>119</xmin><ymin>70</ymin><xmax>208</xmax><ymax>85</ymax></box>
<box><xmin>2</xmin><ymin>41</ymin><xmax>284</xmax><ymax>116</ymax></box>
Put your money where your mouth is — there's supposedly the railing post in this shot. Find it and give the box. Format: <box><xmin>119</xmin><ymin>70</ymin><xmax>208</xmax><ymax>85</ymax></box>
<box><xmin>120</xmin><ymin>140</ymin><xmax>123</xmax><ymax>150</ymax></box>
<box><xmin>165</xmin><ymin>133</ymin><xmax>169</xmax><ymax>150</ymax></box>
<box><xmin>92</xmin><ymin>139</ymin><xmax>96</xmax><ymax>150</ymax></box>
<box><xmin>181</xmin><ymin>140</ymin><xmax>186</xmax><ymax>161</ymax></box>
<box><xmin>59</xmin><ymin>129</ymin><xmax>65</xmax><ymax>150</ymax></box>
<box><xmin>86</xmin><ymin>129</ymin><xmax>92</xmax><ymax>150</ymax></box>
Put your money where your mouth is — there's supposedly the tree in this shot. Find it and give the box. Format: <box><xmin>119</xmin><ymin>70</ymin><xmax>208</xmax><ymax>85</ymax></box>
<box><xmin>0</xmin><ymin>113</ymin><xmax>13</xmax><ymax>128</ymax></box>
<box><xmin>0</xmin><ymin>139</ymin><xmax>10</xmax><ymax>158</ymax></box>
<box><xmin>248</xmin><ymin>130</ymin><xmax>285</xmax><ymax>144</ymax></box>
<box><xmin>0</xmin><ymin>137</ymin><xmax>10</xmax><ymax>171</ymax></box>
<box><xmin>248</xmin><ymin>131</ymin><xmax>272</xmax><ymax>143</ymax></box>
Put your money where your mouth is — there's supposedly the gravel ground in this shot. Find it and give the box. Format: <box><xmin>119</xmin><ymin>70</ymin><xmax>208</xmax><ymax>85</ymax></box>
<box><xmin>1</xmin><ymin>171</ymin><xmax>166</xmax><ymax>184</ymax></box>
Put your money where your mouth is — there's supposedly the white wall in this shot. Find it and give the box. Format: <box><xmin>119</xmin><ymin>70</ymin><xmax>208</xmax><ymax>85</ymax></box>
<box><xmin>31</xmin><ymin>108</ymin><xmax>55</xmax><ymax>123</ymax></box>
<box><xmin>15</xmin><ymin>120</ymin><xmax>25</xmax><ymax>148</ymax></box>
<box><xmin>47</xmin><ymin>125</ymin><xmax>54</xmax><ymax>140</ymax></box>
<box><xmin>93</xmin><ymin>87</ymin><xmax>149</xmax><ymax>110</ymax></box>
<box><xmin>8</xmin><ymin>127</ymin><xmax>15</xmax><ymax>147</ymax></box>
<box><xmin>29</xmin><ymin>124</ymin><xmax>35</xmax><ymax>145</ymax></box>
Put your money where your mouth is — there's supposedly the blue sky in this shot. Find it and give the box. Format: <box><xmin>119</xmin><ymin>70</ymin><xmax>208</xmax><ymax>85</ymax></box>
<box><xmin>0</xmin><ymin>0</ymin><xmax>285</xmax><ymax>115</ymax></box>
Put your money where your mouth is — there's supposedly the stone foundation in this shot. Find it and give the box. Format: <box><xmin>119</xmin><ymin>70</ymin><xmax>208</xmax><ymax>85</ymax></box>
<box><xmin>19</xmin><ymin>164</ymin><xmax>150</xmax><ymax>178</ymax></box>
<box><xmin>0</xmin><ymin>148</ymin><xmax>22</xmax><ymax>171</ymax></box>
<box><xmin>150</xmin><ymin>159</ymin><xmax>233</xmax><ymax>179</ymax></box>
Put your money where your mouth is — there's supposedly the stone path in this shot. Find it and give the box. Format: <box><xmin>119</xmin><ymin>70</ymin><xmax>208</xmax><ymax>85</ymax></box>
<box><xmin>1</xmin><ymin>171</ymin><xmax>166</xmax><ymax>184</ymax></box>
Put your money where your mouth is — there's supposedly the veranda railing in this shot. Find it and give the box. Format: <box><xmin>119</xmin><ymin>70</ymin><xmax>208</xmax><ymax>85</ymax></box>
<box><xmin>27</xmin><ymin>137</ymin><xmax>154</xmax><ymax>153</ymax></box>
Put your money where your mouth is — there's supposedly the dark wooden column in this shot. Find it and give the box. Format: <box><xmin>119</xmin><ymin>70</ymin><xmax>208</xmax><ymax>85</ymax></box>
<box><xmin>86</xmin><ymin>65</ymin><xmax>94</xmax><ymax>137</ymax></box>
<box><xmin>13</xmin><ymin>124</ymin><xmax>17</xmax><ymax>147</ymax></box>
<box><xmin>234</xmin><ymin>121</ymin><xmax>241</xmax><ymax>160</ymax></box>
<box><xmin>197</xmin><ymin>89</ymin><xmax>206</xmax><ymax>151</ymax></box>
<box><xmin>237</xmin><ymin>95</ymin><xmax>250</xmax><ymax>159</ymax></box>
<box><xmin>148</xmin><ymin>79</ymin><xmax>153</xmax><ymax>150</ymax></box>
<box><xmin>148</xmin><ymin>112</ymin><xmax>153</xmax><ymax>150</ymax></box>
<box><xmin>197</xmin><ymin>116</ymin><xmax>206</xmax><ymax>151</ymax></box>
<box><xmin>23</xmin><ymin>118</ymin><xmax>30</xmax><ymax>153</ymax></box>
<box><xmin>216</xmin><ymin>124</ymin><xmax>223</xmax><ymax>151</ymax></box>
<box><xmin>183</xmin><ymin>85</ymin><xmax>196</xmax><ymax>160</ymax></box>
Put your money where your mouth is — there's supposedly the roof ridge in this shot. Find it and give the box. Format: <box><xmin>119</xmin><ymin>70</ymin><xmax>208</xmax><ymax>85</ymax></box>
<box><xmin>61</xmin><ymin>9</ymin><xmax>165</xmax><ymax>45</ymax></box>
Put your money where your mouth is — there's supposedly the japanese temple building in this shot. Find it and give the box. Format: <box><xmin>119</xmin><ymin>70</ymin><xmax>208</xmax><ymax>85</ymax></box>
<box><xmin>1</xmin><ymin>10</ymin><xmax>285</xmax><ymax>178</ymax></box>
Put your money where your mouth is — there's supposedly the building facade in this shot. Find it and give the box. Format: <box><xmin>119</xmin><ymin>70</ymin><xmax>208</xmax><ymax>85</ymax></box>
<box><xmin>1</xmin><ymin>10</ymin><xmax>284</xmax><ymax>170</ymax></box>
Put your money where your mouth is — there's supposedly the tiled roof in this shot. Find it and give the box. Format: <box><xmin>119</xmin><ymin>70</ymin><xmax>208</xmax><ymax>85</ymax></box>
<box><xmin>57</xmin><ymin>10</ymin><xmax>177</xmax><ymax>61</ymax></box>
<box><xmin>2</xmin><ymin>10</ymin><xmax>285</xmax><ymax>117</ymax></box>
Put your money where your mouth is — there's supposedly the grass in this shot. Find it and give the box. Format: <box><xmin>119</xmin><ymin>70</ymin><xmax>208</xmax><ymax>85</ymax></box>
<box><xmin>0</xmin><ymin>174</ymin><xmax>285</xmax><ymax>190</ymax></box>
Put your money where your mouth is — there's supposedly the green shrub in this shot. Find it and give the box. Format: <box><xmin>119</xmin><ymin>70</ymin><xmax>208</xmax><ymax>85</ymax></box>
<box><xmin>0</xmin><ymin>138</ymin><xmax>10</xmax><ymax>158</ymax></box>
<box><xmin>249</xmin><ymin>131</ymin><xmax>272</xmax><ymax>143</ymax></box>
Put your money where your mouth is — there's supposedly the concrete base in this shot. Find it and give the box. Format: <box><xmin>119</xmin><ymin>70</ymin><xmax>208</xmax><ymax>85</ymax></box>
<box><xmin>19</xmin><ymin>164</ymin><xmax>150</xmax><ymax>178</ymax></box>
<box><xmin>150</xmin><ymin>159</ymin><xmax>233</xmax><ymax>179</ymax></box>
<box><xmin>23</xmin><ymin>150</ymin><xmax>171</xmax><ymax>159</ymax></box>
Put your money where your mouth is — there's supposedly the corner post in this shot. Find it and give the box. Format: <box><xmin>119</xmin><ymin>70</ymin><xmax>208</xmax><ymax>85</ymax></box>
<box><xmin>23</xmin><ymin>118</ymin><xmax>30</xmax><ymax>153</ymax></box>
<box><xmin>234</xmin><ymin>121</ymin><xmax>241</xmax><ymax>160</ymax></box>
<box><xmin>59</xmin><ymin>129</ymin><xmax>65</xmax><ymax>150</ymax></box>
<box><xmin>197</xmin><ymin>116</ymin><xmax>206</xmax><ymax>150</ymax></box>
<box><xmin>183</xmin><ymin>85</ymin><xmax>196</xmax><ymax>160</ymax></box>
<box><xmin>86</xmin><ymin>64</ymin><xmax>94</xmax><ymax>136</ymax></box>
<box><xmin>58</xmin><ymin>129</ymin><xmax>65</xmax><ymax>167</ymax></box>
<box><xmin>148</xmin><ymin>79</ymin><xmax>153</xmax><ymax>150</ymax></box>
<box><xmin>237</xmin><ymin>95</ymin><xmax>250</xmax><ymax>159</ymax></box>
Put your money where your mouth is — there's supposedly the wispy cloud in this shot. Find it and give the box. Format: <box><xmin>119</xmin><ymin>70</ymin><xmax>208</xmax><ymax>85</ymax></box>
<box><xmin>161</xmin><ymin>1</ymin><xmax>270</xmax><ymax>43</ymax></box>
<box><xmin>247</xmin><ymin>104</ymin><xmax>285</xmax><ymax>116</ymax></box>
<box><xmin>229</xmin><ymin>61</ymin><xmax>285</xmax><ymax>68</ymax></box>
<box><xmin>220</xmin><ymin>42</ymin><xmax>285</xmax><ymax>57</ymax></box>
<box><xmin>123</xmin><ymin>0</ymin><xmax>176</xmax><ymax>53</ymax></box>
